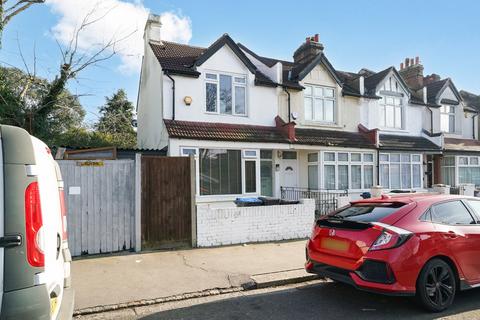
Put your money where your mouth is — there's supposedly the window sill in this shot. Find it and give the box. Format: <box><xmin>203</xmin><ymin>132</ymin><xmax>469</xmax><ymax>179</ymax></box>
<box><xmin>196</xmin><ymin>193</ymin><xmax>260</xmax><ymax>203</ymax></box>
<box><xmin>379</xmin><ymin>128</ymin><xmax>408</xmax><ymax>134</ymax></box>
<box><xmin>204</xmin><ymin>111</ymin><xmax>248</xmax><ymax>117</ymax></box>
<box><xmin>302</xmin><ymin>121</ymin><xmax>342</xmax><ymax>129</ymax></box>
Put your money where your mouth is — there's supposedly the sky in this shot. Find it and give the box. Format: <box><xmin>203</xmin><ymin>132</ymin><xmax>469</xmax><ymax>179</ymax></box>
<box><xmin>1</xmin><ymin>0</ymin><xmax>480</xmax><ymax>125</ymax></box>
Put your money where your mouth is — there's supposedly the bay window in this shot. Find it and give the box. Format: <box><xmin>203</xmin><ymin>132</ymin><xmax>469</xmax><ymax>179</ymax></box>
<box><xmin>322</xmin><ymin>151</ymin><xmax>375</xmax><ymax>190</ymax></box>
<box><xmin>458</xmin><ymin>156</ymin><xmax>480</xmax><ymax>186</ymax></box>
<box><xmin>304</xmin><ymin>85</ymin><xmax>335</xmax><ymax>123</ymax></box>
<box><xmin>441</xmin><ymin>156</ymin><xmax>455</xmax><ymax>186</ymax></box>
<box><xmin>205</xmin><ymin>72</ymin><xmax>246</xmax><ymax>115</ymax></box>
<box><xmin>440</xmin><ymin>105</ymin><xmax>455</xmax><ymax>133</ymax></box>
<box><xmin>379</xmin><ymin>153</ymin><xmax>422</xmax><ymax>189</ymax></box>
<box><xmin>379</xmin><ymin>96</ymin><xmax>403</xmax><ymax>129</ymax></box>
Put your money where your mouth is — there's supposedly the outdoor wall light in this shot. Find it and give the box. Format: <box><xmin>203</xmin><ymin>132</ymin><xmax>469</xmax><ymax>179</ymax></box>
<box><xmin>184</xmin><ymin>96</ymin><xmax>192</xmax><ymax>106</ymax></box>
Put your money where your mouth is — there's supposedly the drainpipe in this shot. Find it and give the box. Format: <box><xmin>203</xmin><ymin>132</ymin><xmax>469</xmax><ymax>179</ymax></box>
<box><xmin>473</xmin><ymin>113</ymin><xmax>478</xmax><ymax>139</ymax></box>
<box><xmin>283</xmin><ymin>87</ymin><xmax>291</xmax><ymax>123</ymax></box>
<box><xmin>165</xmin><ymin>72</ymin><xmax>176</xmax><ymax>120</ymax></box>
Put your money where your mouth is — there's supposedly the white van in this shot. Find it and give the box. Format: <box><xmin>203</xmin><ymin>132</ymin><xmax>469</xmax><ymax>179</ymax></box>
<box><xmin>0</xmin><ymin>125</ymin><xmax>74</xmax><ymax>319</ymax></box>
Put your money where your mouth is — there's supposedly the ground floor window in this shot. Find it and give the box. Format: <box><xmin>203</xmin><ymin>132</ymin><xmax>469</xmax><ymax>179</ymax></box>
<box><xmin>199</xmin><ymin>149</ymin><xmax>242</xmax><ymax>195</ymax></box>
<box><xmin>307</xmin><ymin>153</ymin><xmax>319</xmax><ymax>189</ymax></box>
<box><xmin>379</xmin><ymin>153</ymin><xmax>422</xmax><ymax>189</ymax></box>
<box><xmin>443</xmin><ymin>155</ymin><xmax>480</xmax><ymax>187</ymax></box>
<box><xmin>321</xmin><ymin>151</ymin><xmax>375</xmax><ymax>190</ymax></box>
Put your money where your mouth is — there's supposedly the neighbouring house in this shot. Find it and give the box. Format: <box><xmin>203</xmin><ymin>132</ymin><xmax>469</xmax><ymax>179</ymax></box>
<box><xmin>137</xmin><ymin>14</ymin><xmax>480</xmax><ymax>207</ymax></box>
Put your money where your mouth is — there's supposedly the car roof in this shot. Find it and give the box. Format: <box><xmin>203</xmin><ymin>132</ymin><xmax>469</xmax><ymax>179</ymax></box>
<box><xmin>351</xmin><ymin>193</ymin><xmax>476</xmax><ymax>206</ymax></box>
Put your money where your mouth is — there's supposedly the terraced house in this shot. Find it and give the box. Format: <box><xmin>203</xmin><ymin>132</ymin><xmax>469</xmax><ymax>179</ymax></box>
<box><xmin>137</xmin><ymin>14</ymin><xmax>480</xmax><ymax>205</ymax></box>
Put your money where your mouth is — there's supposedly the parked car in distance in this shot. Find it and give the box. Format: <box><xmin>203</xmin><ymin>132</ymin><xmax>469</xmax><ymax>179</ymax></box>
<box><xmin>0</xmin><ymin>125</ymin><xmax>74</xmax><ymax>319</ymax></box>
<box><xmin>306</xmin><ymin>194</ymin><xmax>480</xmax><ymax>312</ymax></box>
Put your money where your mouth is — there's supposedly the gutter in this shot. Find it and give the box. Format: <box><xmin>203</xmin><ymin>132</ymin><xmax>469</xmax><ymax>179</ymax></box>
<box><xmin>165</xmin><ymin>72</ymin><xmax>176</xmax><ymax>121</ymax></box>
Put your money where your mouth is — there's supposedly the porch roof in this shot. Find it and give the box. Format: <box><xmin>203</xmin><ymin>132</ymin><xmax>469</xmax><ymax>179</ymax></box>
<box><xmin>164</xmin><ymin>119</ymin><xmax>377</xmax><ymax>149</ymax></box>
<box><xmin>295</xmin><ymin>128</ymin><xmax>376</xmax><ymax>149</ymax></box>
<box><xmin>164</xmin><ymin>119</ymin><xmax>289</xmax><ymax>143</ymax></box>
<box><xmin>379</xmin><ymin>134</ymin><xmax>441</xmax><ymax>152</ymax></box>
<box><xmin>444</xmin><ymin>137</ymin><xmax>480</xmax><ymax>153</ymax></box>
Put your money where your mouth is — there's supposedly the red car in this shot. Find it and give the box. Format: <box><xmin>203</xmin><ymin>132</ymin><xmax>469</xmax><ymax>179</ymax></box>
<box><xmin>306</xmin><ymin>194</ymin><xmax>480</xmax><ymax>312</ymax></box>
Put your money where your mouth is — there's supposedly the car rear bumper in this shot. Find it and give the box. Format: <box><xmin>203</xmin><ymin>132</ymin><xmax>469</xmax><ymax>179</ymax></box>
<box><xmin>0</xmin><ymin>284</ymin><xmax>50</xmax><ymax>320</ymax></box>
<box><xmin>306</xmin><ymin>260</ymin><xmax>415</xmax><ymax>297</ymax></box>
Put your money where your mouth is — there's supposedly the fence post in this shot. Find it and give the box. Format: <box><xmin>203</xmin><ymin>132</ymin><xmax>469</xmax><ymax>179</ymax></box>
<box><xmin>190</xmin><ymin>155</ymin><xmax>197</xmax><ymax>247</ymax></box>
<box><xmin>134</xmin><ymin>153</ymin><xmax>142</xmax><ymax>252</ymax></box>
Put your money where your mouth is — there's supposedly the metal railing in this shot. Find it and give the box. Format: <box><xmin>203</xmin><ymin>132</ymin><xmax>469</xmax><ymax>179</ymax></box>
<box><xmin>450</xmin><ymin>187</ymin><xmax>460</xmax><ymax>195</ymax></box>
<box><xmin>280</xmin><ymin>186</ymin><xmax>348</xmax><ymax>219</ymax></box>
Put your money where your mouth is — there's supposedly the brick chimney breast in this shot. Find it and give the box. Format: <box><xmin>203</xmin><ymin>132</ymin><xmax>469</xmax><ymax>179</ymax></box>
<box><xmin>293</xmin><ymin>34</ymin><xmax>324</xmax><ymax>64</ymax></box>
<box><xmin>399</xmin><ymin>56</ymin><xmax>424</xmax><ymax>91</ymax></box>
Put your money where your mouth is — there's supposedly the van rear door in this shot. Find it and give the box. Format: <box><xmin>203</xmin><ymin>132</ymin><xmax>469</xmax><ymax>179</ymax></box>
<box><xmin>0</xmin><ymin>128</ymin><xmax>4</xmax><ymax>313</ymax></box>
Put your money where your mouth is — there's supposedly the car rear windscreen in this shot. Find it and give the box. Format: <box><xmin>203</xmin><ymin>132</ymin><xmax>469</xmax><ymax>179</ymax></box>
<box><xmin>331</xmin><ymin>203</ymin><xmax>405</xmax><ymax>222</ymax></box>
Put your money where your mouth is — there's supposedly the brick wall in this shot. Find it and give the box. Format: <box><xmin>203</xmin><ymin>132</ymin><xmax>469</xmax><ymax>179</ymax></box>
<box><xmin>196</xmin><ymin>199</ymin><xmax>315</xmax><ymax>247</ymax></box>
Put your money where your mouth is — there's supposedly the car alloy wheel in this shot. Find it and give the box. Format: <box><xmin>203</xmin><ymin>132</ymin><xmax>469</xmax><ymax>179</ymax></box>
<box><xmin>416</xmin><ymin>259</ymin><xmax>456</xmax><ymax>312</ymax></box>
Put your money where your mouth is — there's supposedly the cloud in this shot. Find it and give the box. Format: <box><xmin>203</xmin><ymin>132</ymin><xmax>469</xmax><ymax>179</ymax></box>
<box><xmin>46</xmin><ymin>0</ymin><xmax>192</xmax><ymax>74</ymax></box>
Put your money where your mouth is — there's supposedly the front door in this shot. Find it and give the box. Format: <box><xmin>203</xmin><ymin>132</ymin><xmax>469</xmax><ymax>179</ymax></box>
<box><xmin>280</xmin><ymin>151</ymin><xmax>298</xmax><ymax>188</ymax></box>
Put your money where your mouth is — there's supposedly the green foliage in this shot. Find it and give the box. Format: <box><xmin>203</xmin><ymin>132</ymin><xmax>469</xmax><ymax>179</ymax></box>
<box><xmin>95</xmin><ymin>89</ymin><xmax>136</xmax><ymax>148</ymax></box>
<box><xmin>0</xmin><ymin>66</ymin><xmax>86</xmax><ymax>145</ymax></box>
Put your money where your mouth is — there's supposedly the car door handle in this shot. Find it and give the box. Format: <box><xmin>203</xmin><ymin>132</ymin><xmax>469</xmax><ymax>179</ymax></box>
<box><xmin>0</xmin><ymin>235</ymin><xmax>22</xmax><ymax>248</ymax></box>
<box><xmin>445</xmin><ymin>231</ymin><xmax>459</xmax><ymax>239</ymax></box>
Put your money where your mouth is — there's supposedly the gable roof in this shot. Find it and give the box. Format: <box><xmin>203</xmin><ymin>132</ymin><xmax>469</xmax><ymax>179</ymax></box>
<box><xmin>194</xmin><ymin>34</ymin><xmax>257</xmax><ymax>73</ymax></box>
<box><xmin>364</xmin><ymin>67</ymin><xmax>411</xmax><ymax>97</ymax></box>
<box><xmin>237</xmin><ymin>43</ymin><xmax>294</xmax><ymax>68</ymax></box>
<box><xmin>425</xmin><ymin>78</ymin><xmax>462</xmax><ymax>104</ymax></box>
<box><xmin>460</xmin><ymin>90</ymin><xmax>480</xmax><ymax>113</ymax></box>
<box><xmin>288</xmin><ymin>53</ymin><xmax>342</xmax><ymax>85</ymax></box>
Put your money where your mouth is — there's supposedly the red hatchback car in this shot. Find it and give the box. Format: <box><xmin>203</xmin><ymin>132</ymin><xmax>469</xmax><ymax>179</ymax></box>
<box><xmin>306</xmin><ymin>194</ymin><xmax>480</xmax><ymax>312</ymax></box>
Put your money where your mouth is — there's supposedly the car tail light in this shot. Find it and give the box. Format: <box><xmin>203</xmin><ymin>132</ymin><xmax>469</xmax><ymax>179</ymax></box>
<box><xmin>369</xmin><ymin>223</ymin><xmax>412</xmax><ymax>251</ymax></box>
<box><xmin>59</xmin><ymin>189</ymin><xmax>68</xmax><ymax>240</ymax></box>
<box><xmin>25</xmin><ymin>182</ymin><xmax>45</xmax><ymax>267</ymax></box>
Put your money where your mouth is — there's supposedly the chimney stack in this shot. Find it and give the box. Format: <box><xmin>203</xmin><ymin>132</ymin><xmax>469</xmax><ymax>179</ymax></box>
<box><xmin>399</xmin><ymin>56</ymin><xmax>424</xmax><ymax>91</ymax></box>
<box><xmin>144</xmin><ymin>14</ymin><xmax>162</xmax><ymax>43</ymax></box>
<box><xmin>293</xmin><ymin>33</ymin><xmax>324</xmax><ymax>64</ymax></box>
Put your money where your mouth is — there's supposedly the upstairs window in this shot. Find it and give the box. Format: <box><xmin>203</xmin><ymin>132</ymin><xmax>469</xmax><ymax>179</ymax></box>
<box><xmin>440</xmin><ymin>105</ymin><xmax>455</xmax><ymax>133</ymax></box>
<box><xmin>304</xmin><ymin>85</ymin><xmax>335</xmax><ymax>123</ymax></box>
<box><xmin>205</xmin><ymin>73</ymin><xmax>246</xmax><ymax>116</ymax></box>
<box><xmin>379</xmin><ymin>96</ymin><xmax>402</xmax><ymax>129</ymax></box>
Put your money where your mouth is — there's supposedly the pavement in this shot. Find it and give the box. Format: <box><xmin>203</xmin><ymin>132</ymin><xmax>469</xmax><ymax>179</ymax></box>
<box><xmin>72</xmin><ymin>240</ymin><xmax>315</xmax><ymax>314</ymax></box>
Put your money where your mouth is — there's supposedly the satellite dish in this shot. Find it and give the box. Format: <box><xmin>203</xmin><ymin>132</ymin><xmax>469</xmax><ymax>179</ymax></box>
<box><xmin>291</xmin><ymin>112</ymin><xmax>298</xmax><ymax>120</ymax></box>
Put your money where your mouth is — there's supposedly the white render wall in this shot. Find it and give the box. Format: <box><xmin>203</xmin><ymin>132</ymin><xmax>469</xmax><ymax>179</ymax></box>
<box><xmin>196</xmin><ymin>199</ymin><xmax>315</xmax><ymax>247</ymax></box>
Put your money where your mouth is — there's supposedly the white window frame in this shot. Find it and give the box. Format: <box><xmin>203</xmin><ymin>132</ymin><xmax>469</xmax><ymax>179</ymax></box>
<box><xmin>307</xmin><ymin>152</ymin><xmax>319</xmax><ymax>190</ymax></box>
<box><xmin>440</xmin><ymin>105</ymin><xmax>456</xmax><ymax>133</ymax></box>
<box><xmin>379</xmin><ymin>153</ymin><xmax>423</xmax><ymax>189</ymax></box>
<box><xmin>457</xmin><ymin>155</ymin><xmax>480</xmax><ymax>186</ymax></box>
<box><xmin>242</xmin><ymin>149</ymin><xmax>260</xmax><ymax>195</ymax></box>
<box><xmin>379</xmin><ymin>95</ymin><xmax>403</xmax><ymax>129</ymax></box>
<box><xmin>303</xmin><ymin>84</ymin><xmax>336</xmax><ymax>123</ymax></box>
<box><xmin>321</xmin><ymin>151</ymin><xmax>375</xmax><ymax>191</ymax></box>
<box><xmin>204</xmin><ymin>71</ymin><xmax>247</xmax><ymax>116</ymax></box>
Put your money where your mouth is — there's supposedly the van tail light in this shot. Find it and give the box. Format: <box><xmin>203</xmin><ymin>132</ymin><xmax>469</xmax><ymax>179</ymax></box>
<box><xmin>25</xmin><ymin>182</ymin><xmax>45</xmax><ymax>267</ymax></box>
<box><xmin>59</xmin><ymin>189</ymin><xmax>68</xmax><ymax>240</ymax></box>
<box><xmin>369</xmin><ymin>223</ymin><xmax>413</xmax><ymax>251</ymax></box>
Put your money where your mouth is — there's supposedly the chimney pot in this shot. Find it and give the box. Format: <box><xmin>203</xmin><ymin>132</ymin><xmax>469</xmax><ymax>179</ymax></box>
<box><xmin>314</xmin><ymin>34</ymin><xmax>319</xmax><ymax>42</ymax></box>
<box><xmin>410</xmin><ymin>58</ymin><xmax>414</xmax><ymax>66</ymax></box>
<box><xmin>405</xmin><ymin>58</ymin><xmax>410</xmax><ymax>67</ymax></box>
<box><xmin>400</xmin><ymin>62</ymin><xmax>404</xmax><ymax>70</ymax></box>
<box><xmin>415</xmin><ymin>56</ymin><xmax>420</xmax><ymax>65</ymax></box>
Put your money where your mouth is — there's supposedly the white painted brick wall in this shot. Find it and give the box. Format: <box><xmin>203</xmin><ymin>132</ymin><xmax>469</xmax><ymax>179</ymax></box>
<box><xmin>196</xmin><ymin>199</ymin><xmax>315</xmax><ymax>247</ymax></box>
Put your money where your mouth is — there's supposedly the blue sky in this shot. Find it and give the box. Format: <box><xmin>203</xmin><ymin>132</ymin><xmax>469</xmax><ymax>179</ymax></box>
<box><xmin>1</xmin><ymin>0</ymin><xmax>479</xmax><ymax>124</ymax></box>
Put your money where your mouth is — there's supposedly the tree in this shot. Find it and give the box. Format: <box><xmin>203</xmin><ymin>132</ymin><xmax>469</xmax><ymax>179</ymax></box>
<box><xmin>95</xmin><ymin>89</ymin><xmax>136</xmax><ymax>148</ymax></box>
<box><xmin>0</xmin><ymin>66</ymin><xmax>85</xmax><ymax>145</ymax></box>
<box><xmin>0</xmin><ymin>0</ymin><xmax>45</xmax><ymax>45</ymax></box>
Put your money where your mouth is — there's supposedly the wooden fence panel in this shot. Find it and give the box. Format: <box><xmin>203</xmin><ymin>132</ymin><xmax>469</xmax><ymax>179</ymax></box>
<box><xmin>57</xmin><ymin>160</ymin><xmax>135</xmax><ymax>256</ymax></box>
<box><xmin>141</xmin><ymin>156</ymin><xmax>194</xmax><ymax>249</ymax></box>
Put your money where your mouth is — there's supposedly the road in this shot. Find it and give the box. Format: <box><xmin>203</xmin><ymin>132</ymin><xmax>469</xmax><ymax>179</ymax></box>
<box><xmin>77</xmin><ymin>280</ymin><xmax>480</xmax><ymax>320</ymax></box>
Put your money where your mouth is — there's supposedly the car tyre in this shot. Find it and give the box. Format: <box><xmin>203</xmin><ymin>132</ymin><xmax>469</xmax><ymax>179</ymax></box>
<box><xmin>416</xmin><ymin>258</ymin><xmax>456</xmax><ymax>312</ymax></box>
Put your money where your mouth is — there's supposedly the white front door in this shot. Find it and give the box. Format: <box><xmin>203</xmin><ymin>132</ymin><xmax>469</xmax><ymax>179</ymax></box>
<box><xmin>280</xmin><ymin>151</ymin><xmax>298</xmax><ymax>188</ymax></box>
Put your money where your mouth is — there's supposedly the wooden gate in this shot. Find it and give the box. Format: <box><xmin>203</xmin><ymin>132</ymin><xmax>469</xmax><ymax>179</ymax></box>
<box><xmin>141</xmin><ymin>156</ymin><xmax>195</xmax><ymax>249</ymax></box>
<box><xmin>57</xmin><ymin>160</ymin><xmax>136</xmax><ymax>256</ymax></box>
